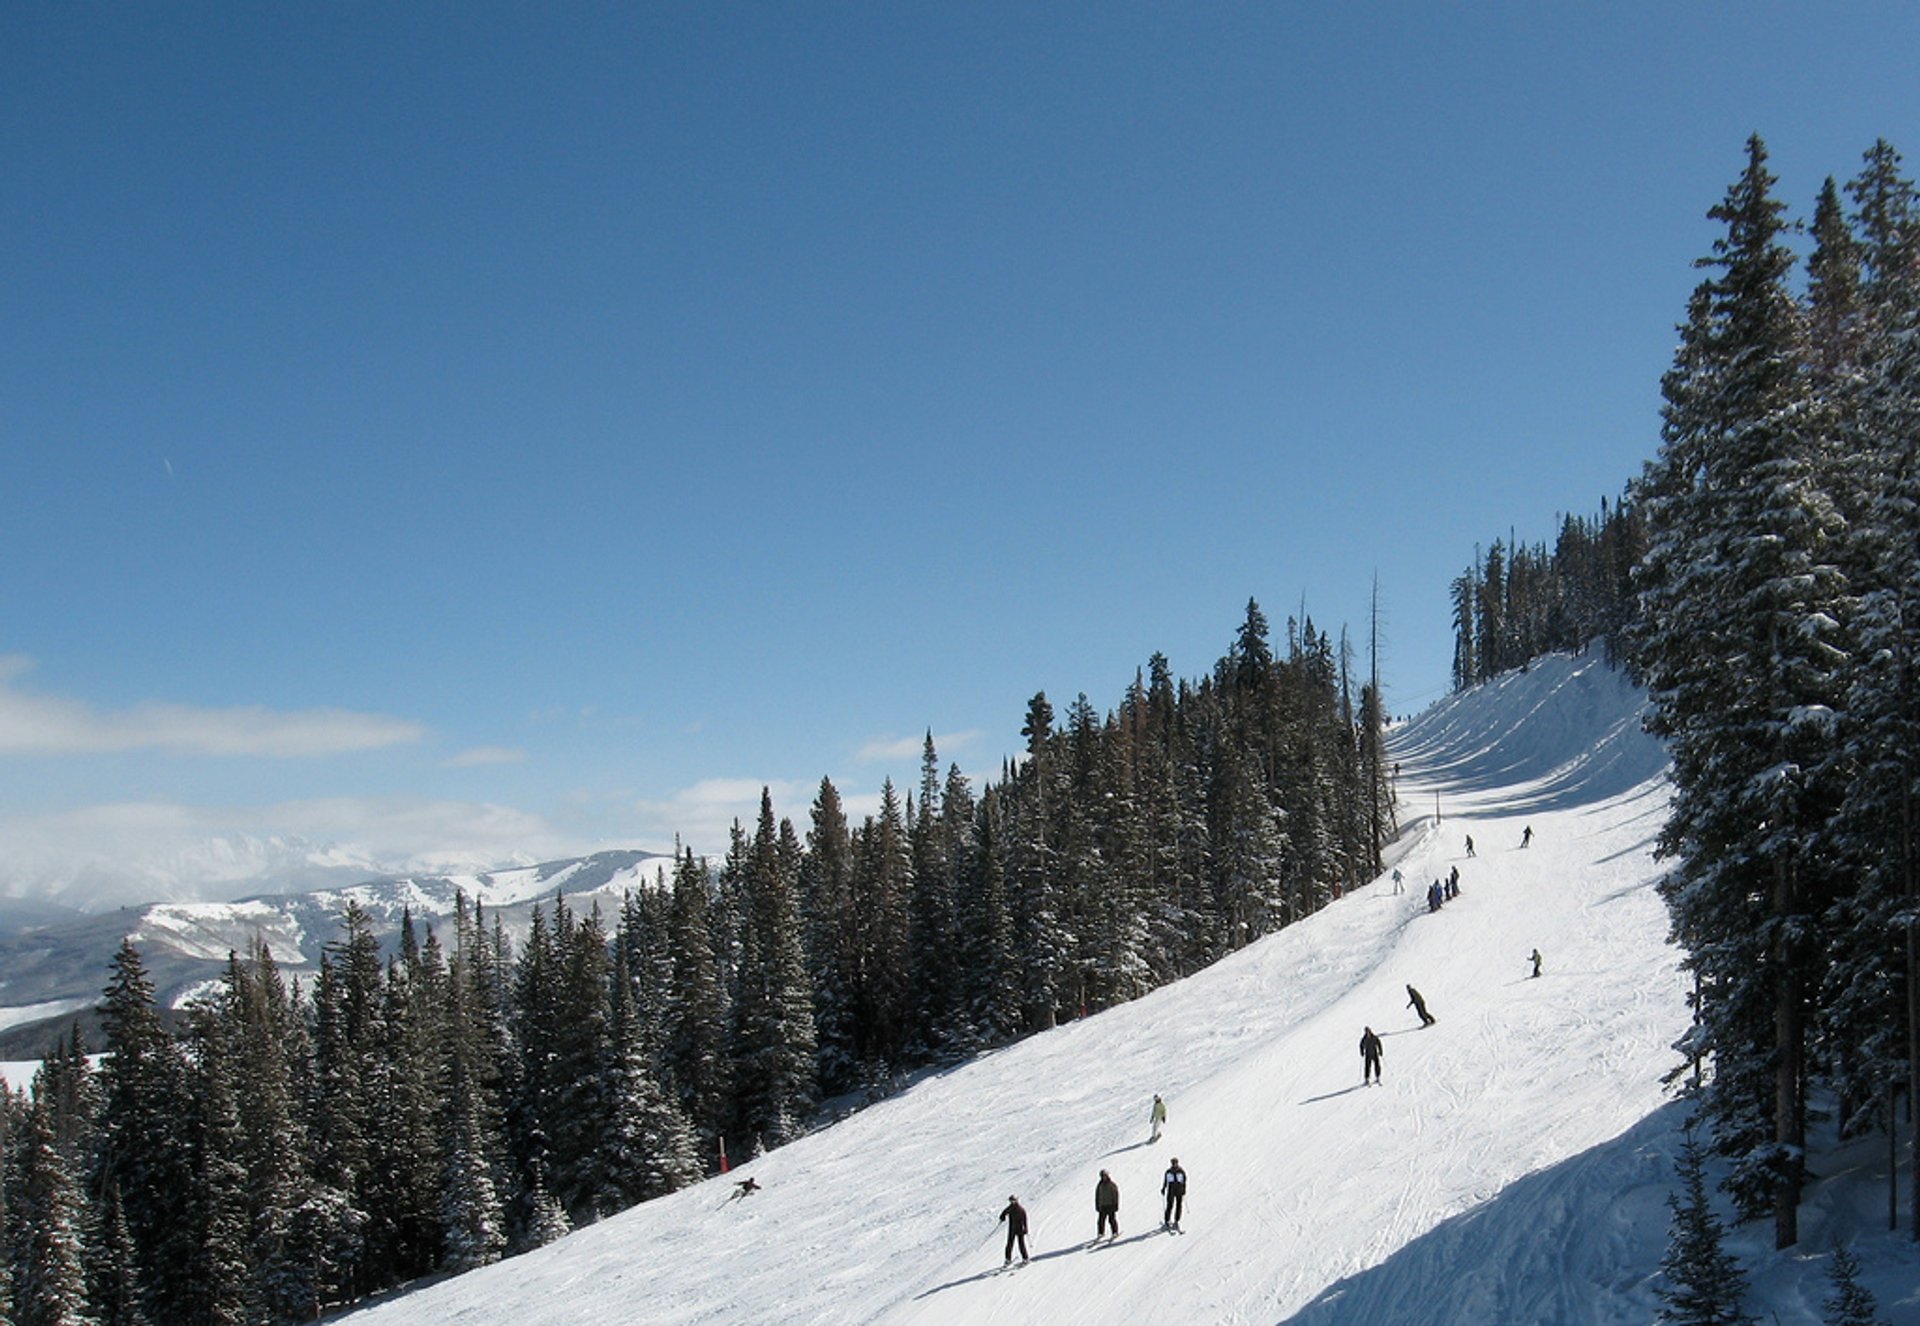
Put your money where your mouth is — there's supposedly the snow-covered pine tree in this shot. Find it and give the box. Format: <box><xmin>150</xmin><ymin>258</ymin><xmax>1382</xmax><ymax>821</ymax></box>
<box><xmin>8</xmin><ymin>1098</ymin><xmax>97</xmax><ymax>1326</ymax></box>
<box><xmin>728</xmin><ymin>791</ymin><xmax>818</xmax><ymax>1149</ymax></box>
<box><xmin>440</xmin><ymin>894</ymin><xmax>509</xmax><ymax>1273</ymax></box>
<box><xmin>1820</xmin><ymin>1241</ymin><xmax>1887</xmax><ymax>1326</ymax></box>
<box><xmin>801</xmin><ymin>778</ymin><xmax>861</xmax><ymax>1096</ymax></box>
<box><xmin>1656</xmin><ymin>1130</ymin><xmax>1757</xmax><ymax>1326</ymax></box>
<box><xmin>907</xmin><ymin>736</ymin><xmax>961</xmax><ymax>1059</ymax></box>
<box><xmin>96</xmin><ymin>939</ymin><xmax>197</xmax><ymax>1325</ymax></box>
<box><xmin>598</xmin><ymin>945</ymin><xmax>701</xmax><ymax>1207</ymax></box>
<box><xmin>1633</xmin><ymin>136</ymin><xmax>1852</xmax><ymax>1248</ymax></box>
<box><xmin>852</xmin><ymin>780</ymin><xmax>914</xmax><ymax>1069</ymax></box>
<box><xmin>662</xmin><ymin>849</ymin><xmax>731</xmax><ymax>1167</ymax></box>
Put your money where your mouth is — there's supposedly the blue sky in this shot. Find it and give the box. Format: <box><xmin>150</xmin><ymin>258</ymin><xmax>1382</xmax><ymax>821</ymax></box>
<box><xmin>5</xmin><ymin>4</ymin><xmax>1918</xmax><ymax>903</ymax></box>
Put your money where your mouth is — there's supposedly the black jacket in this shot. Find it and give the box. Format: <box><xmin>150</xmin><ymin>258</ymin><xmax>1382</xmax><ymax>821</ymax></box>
<box><xmin>999</xmin><ymin>1200</ymin><xmax>1029</xmax><ymax>1235</ymax></box>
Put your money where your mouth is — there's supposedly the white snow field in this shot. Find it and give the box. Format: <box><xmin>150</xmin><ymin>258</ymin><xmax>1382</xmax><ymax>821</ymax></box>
<box><xmin>336</xmin><ymin>653</ymin><xmax>1920</xmax><ymax>1325</ymax></box>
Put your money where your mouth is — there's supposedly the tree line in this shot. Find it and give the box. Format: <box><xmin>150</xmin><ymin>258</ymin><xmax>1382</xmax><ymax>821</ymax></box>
<box><xmin>0</xmin><ymin>597</ymin><xmax>1390</xmax><ymax>1325</ymax></box>
<box><xmin>1448</xmin><ymin>498</ymin><xmax>1646</xmax><ymax>693</ymax></box>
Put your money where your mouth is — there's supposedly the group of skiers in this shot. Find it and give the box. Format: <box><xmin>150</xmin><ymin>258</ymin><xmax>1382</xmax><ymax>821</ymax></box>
<box><xmin>1425</xmin><ymin>864</ymin><xmax>1460</xmax><ymax>912</ymax></box>
<box><xmin>996</xmin><ymin>1098</ymin><xmax>1190</xmax><ymax>1264</ymax></box>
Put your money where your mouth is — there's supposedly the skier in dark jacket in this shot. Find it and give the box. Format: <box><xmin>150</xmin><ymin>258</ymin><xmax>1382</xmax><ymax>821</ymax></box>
<box><xmin>1161</xmin><ymin>1159</ymin><xmax>1188</xmax><ymax>1229</ymax></box>
<box><xmin>1407</xmin><ymin>984</ymin><xmax>1435</xmax><ymax>1027</ymax></box>
<box><xmin>1464</xmin><ymin>834</ymin><xmax>1475</xmax><ymax>857</ymax></box>
<box><xmin>1530</xmin><ymin>948</ymin><xmax>1543</xmax><ymax>979</ymax></box>
<box><xmin>1521</xmin><ymin>825</ymin><xmax>1533</xmax><ymax>849</ymax></box>
<box><xmin>999</xmin><ymin>1196</ymin><xmax>1030</xmax><ymax>1264</ymax></box>
<box><xmin>1360</xmin><ymin>1026</ymin><xmax>1384</xmax><ymax>1084</ymax></box>
<box><xmin>1094</xmin><ymin>1170</ymin><xmax>1120</xmax><ymax>1241</ymax></box>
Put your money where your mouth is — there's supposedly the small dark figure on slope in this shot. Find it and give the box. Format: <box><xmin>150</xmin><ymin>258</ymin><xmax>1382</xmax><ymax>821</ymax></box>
<box><xmin>1407</xmin><ymin>984</ymin><xmax>1436</xmax><ymax>1027</ymax></box>
<box><xmin>1161</xmin><ymin>1159</ymin><xmax>1188</xmax><ymax>1229</ymax></box>
<box><xmin>1000</xmin><ymin>1195</ymin><xmax>1030</xmax><ymax>1264</ymax></box>
<box><xmin>1094</xmin><ymin>1170</ymin><xmax>1120</xmax><ymax>1242</ymax></box>
<box><xmin>728</xmin><ymin>1176</ymin><xmax>760</xmax><ymax>1202</ymax></box>
<box><xmin>1360</xmin><ymin>1026</ymin><xmax>1384</xmax><ymax>1084</ymax></box>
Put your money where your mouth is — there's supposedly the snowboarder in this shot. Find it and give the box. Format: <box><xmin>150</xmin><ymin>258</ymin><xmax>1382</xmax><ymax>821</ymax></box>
<box><xmin>999</xmin><ymin>1195</ymin><xmax>1030</xmax><ymax>1264</ymax></box>
<box><xmin>1094</xmin><ymin>1169</ymin><xmax>1120</xmax><ymax>1241</ymax></box>
<box><xmin>1360</xmin><ymin>1026</ymin><xmax>1383</xmax><ymax>1084</ymax></box>
<box><xmin>1530</xmin><ymin>948</ymin><xmax>1543</xmax><ymax>979</ymax></box>
<box><xmin>1391</xmin><ymin>867</ymin><xmax>1404</xmax><ymax>895</ymax></box>
<box><xmin>728</xmin><ymin>1176</ymin><xmax>760</xmax><ymax>1201</ymax></box>
<box><xmin>1161</xmin><ymin>1159</ymin><xmax>1188</xmax><ymax>1229</ymax></box>
<box><xmin>1464</xmin><ymin>834</ymin><xmax>1475</xmax><ymax>857</ymax></box>
<box><xmin>1406</xmin><ymin>984</ymin><xmax>1435</xmax><ymax>1027</ymax></box>
<box><xmin>1149</xmin><ymin>1093</ymin><xmax>1167</xmax><ymax>1143</ymax></box>
<box><xmin>1521</xmin><ymin>825</ymin><xmax>1533</xmax><ymax>849</ymax></box>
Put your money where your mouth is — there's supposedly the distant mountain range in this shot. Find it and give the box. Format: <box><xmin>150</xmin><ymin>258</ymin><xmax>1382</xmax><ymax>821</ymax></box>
<box><xmin>0</xmin><ymin>849</ymin><xmax>672</xmax><ymax>1059</ymax></box>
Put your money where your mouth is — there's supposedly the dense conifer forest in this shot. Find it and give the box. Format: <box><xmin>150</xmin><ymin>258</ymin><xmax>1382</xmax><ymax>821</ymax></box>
<box><xmin>0</xmin><ymin>601</ymin><xmax>1390</xmax><ymax>1324</ymax></box>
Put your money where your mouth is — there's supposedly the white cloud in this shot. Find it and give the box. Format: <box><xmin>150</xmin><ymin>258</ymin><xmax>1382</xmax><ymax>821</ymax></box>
<box><xmin>631</xmin><ymin>777</ymin><xmax>820</xmax><ymax>855</ymax></box>
<box><xmin>0</xmin><ymin>654</ymin><xmax>426</xmax><ymax>756</ymax></box>
<box><xmin>854</xmin><ymin>729</ymin><xmax>984</xmax><ymax>764</ymax></box>
<box><xmin>443</xmin><ymin>745</ymin><xmax>527</xmax><ymax>768</ymax></box>
<box><xmin>0</xmin><ymin>795</ymin><xmax>577</xmax><ymax>910</ymax></box>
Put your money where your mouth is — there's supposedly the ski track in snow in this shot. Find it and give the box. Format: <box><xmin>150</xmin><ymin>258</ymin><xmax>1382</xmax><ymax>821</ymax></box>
<box><xmin>331</xmin><ymin>655</ymin><xmax>1920</xmax><ymax>1326</ymax></box>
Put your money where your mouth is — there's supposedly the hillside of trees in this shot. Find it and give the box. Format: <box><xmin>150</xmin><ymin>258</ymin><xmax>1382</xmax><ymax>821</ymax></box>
<box><xmin>0</xmin><ymin>599</ymin><xmax>1390</xmax><ymax>1324</ymax></box>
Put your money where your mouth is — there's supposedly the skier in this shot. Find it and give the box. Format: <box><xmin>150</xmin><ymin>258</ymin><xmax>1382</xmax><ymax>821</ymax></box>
<box><xmin>1521</xmin><ymin>825</ymin><xmax>1533</xmax><ymax>849</ymax></box>
<box><xmin>1360</xmin><ymin>1026</ymin><xmax>1383</xmax><ymax>1084</ymax></box>
<box><xmin>1406</xmin><ymin>984</ymin><xmax>1436</xmax><ymax>1027</ymax></box>
<box><xmin>728</xmin><ymin>1176</ymin><xmax>760</xmax><ymax>1201</ymax></box>
<box><xmin>1149</xmin><ymin>1093</ymin><xmax>1167</xmax><ymax>1143</ymax></box>
<box><xmin>1427</xmin><ymin>880</ymin><xmax>1443</xmax><ymax>913</ymax></box>
<box><xmin>1161</xmin><ymin>1158</ymin><xmax>1188</xmax><ymax>1230</ymax></box>
<box><xmin>1464</xmin><ymin>834</ymin><xmax>1475</xmax><ymax>857</ymax></box>
<box><xmin>1530</xmin><ymin>948</ymin><xmax>1543</xmax><ymax>979</ymax></box>
<box><xmin>999</xmin><ymin>1195</ymin><xmax>1030</xmax><ymax>1264</ymax></box>
<box><xmin>1448</xmin><ymin>864</ymin><xmax>1459</xmax><ymax>895</ymax></box>
<box><xmin>1391</xmin><ymin>867</ymin><xmax>1404</xmax><ymax>895</ymax></box>
<box><xmin>1094</xmin><ymin>1169</ymin><xmax>1120</xmax><ymax>1242</ymax></box>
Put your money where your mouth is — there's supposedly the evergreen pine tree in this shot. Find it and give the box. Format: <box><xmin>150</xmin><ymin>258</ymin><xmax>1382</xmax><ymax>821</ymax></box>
<box><xmin>95</xmin><ymin>939</ymin><xmax>197</xmax><ymax>1326</ymax></box>
<box><xmin>1655</xmin><ymin>1130</ymin><xmax>1756</xmax><ymax>1326</ymax></box>
<box><xmin>1821</xmin><ymin>1242</ymin><xmax>1886</xmax><ymax>1326</ymax></box>
<box><xmin>8</xmin><ymin>1099</ymin><xmax>98</xmax><ymax>1326</ymax></box>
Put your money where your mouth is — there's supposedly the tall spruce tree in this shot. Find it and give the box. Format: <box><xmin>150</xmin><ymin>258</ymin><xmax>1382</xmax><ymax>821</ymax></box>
<box><xmin>95</xmin><ymin>939</ymin><xmax>196</xmax><ymax>1325</ymax></box>
<box><xmin>1633</xmin><ymin>136</ymin><xmax>1851</xmax><ymax>1247</ymax></box>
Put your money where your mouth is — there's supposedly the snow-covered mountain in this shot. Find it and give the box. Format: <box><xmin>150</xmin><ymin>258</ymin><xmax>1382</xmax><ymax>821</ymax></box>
<box><xmin>0</xmin><ymin>849</ymin><xmax>671</xmax><ymax>1057</ymax></box>
<box><xmin>326</xmin><ymin>653</ymin><xmax>1920</xmax><ymax>1326</ymax></box>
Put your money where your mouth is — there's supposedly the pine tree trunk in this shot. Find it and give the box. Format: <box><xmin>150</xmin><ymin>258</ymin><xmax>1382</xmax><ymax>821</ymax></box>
<box><xmin>1774</xmin><ymin>853</ymin><xmax>1802</xmax><ymax>1249</ymax></box>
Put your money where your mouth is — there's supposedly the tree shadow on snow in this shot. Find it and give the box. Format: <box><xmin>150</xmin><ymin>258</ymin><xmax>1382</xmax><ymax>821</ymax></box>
<box><xmin>1271</xmin><ymin>1103</ymin><xmax>1684</xmax><ymax>1326</ymax></box>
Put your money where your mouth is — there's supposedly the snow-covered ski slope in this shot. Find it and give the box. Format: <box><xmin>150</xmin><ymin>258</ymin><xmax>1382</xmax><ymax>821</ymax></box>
<box><xmin>336</xmin><ymin>653</ymin><xmax>1918</xmax><ymax>1325</ymax></box>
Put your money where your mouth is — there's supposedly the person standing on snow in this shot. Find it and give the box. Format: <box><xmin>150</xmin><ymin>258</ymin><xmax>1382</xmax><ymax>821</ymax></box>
<box><xmin>1391</xmin><ymin>867</ymin><xmax>1404</xmax><ymax>895</ymax></box>
<box><xmin>1094</xmin><ymin>1170</ymin><xmax>1120</xmax><ymax>1242</ymax></box>
<box><xmin>1360</xmin><ymin>1026</ymin><xmax>1384</xmax><ymax>1084</ymax></box>
<box><xmin>1530</xmin><ymin>948</ymin><xmax>1543</xmax><ymax>979</ymax></box>
<box><xmin>1406</xmin><ymin>984</ymin><xmax>1436</xmax><ymax>1027</ymax></box>
<box><xmin>1464</xmin><ymin>834</ymin><xmax>1475</xmax><ymax>857</ymax></box>
<box><xmin>1161</xmin><ymin>1159</ymin><xmax>1188</xmax><ymax>1229</ymax></box>
<box><xmin>1149</xmin><ymin>1093</ymin><xmax>1167</xmax><ymax>1143</ymax></box>
<box><xmin>999</xmin><ymin>1195</ymin><xmax>1030</xmax><ymax>1264</ymax></box>
<box><xmin>1521</xmin><ymin>825</ymin><xmax>1533</xmax><ymax>849</ymax></box>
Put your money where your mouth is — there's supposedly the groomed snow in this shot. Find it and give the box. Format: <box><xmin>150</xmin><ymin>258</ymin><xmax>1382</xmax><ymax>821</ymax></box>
<box><xmin>315</xmin><ymin>653</ymin><xmax>1915</xmax><ymax>1323</ymax></box>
